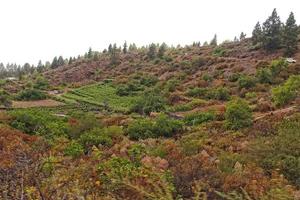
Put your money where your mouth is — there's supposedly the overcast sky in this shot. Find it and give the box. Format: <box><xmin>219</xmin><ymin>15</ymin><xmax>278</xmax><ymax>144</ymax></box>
<box><xmin>0</xmin><ymin>0</ymin><xmax>299</xmax><ymax>65</ymax></box>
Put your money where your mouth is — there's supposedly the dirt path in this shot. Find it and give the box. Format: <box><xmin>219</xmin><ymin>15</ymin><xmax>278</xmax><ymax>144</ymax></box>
<box><xmin>12</xmin><ymin>99</ymin><xmax>65</xmax><ymax>108</ymax></box>
<box><xmin>254</xmin><ymin>106</ymin><xmax>298</xmax><ymax>121</ymax></box>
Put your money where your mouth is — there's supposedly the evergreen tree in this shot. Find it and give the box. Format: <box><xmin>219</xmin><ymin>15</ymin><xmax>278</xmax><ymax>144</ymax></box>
<box><xmin>129</xmin><ymin>43</ymin><xmax>137</xmax><ymax>51</ymax></box>
<box><xmin>123</xmin><ymin>41</ymin><xmax>128</xmax><ymax>54</ymax></box>
<box><xmin>262</xmin><ymin>8</ymin><xmax>282</xmax><ymax>51</ymax></box>
<box><xmin>283</xmin><ymin>12</ymin><xmax>298</xmax><ymax>56</ymax></box>
<box><xmin>93</xmin><ymin>52</ymin><xmax>99</xmax><ymax>61</ymax></box>
<box><xmin>69</xmin><ymin>57</ymin><xmax>73</xmax><ymax>64</ymax></box>
<box><xmin>87</xmin><ymin>47</ymin><xmax>93</xmax><ymax>59</ymax></box>
<box><xmin>240</xmin><ymin>32</ymin><xmax>246</xmax><ymax>40</ymax></box>
<box><xmin>37</xmin><ymin>60</ymin><xmax>44</xmax><ymax>73</ymax></box>
<box><xmin>203</xmin><ymin>41</ymin><xmax>209</xmax><ymax>46</ymax></box>
<box><xmin>252</xmin><ymin>22</ymin><xmax>263</xmax><ymax>45</ymax></box>
<box><xmin>158</xmin><ymin>43</ymin><xmax>167</xmax><ymax>58</ymax></box>
<box><xmin>110</xmin><ymin>43</ymin><xmax>120</xmax><ymax>66</ymax></box>
<box><xmin>234</xmin><ymin>36</ymin><xmax>239</xmax><ymax>42</ymax></box>
<box><xmin>108</xmin><ymin>44</ymin><xmax>113</xmax><ymax>54</ymax></box>
<box><xmin>147</xmin><ymin>43</ymin><xmax>157</xmax><ymax>59</ymax></box>
<box><xmin>51</xmin><ymin>56</ymin><xmax>58</xmax><ymax>69</ymax></box>
<box><xmin>57</xmin><ymin>56</ymin><xmax>65</xmax><ymax>66</ymax></box>
<box><xmin>210</xmin><ymin>34</ymin><xmax>217</xmax><ymax>46</ymax></box>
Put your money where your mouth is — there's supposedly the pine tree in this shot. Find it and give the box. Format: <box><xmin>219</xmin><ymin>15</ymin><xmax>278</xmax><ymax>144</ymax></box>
<box><xmin>283</xmin><ymin>12</ymin><xmax>298</xmax><ymax>56</ymax></box>
<box><xmin>203</xmin><ymin>41</ymin><xmax>209</xmax><ymax>46</ymax></box>
<box><xmin>110</xmin><ymin>43</ymin><xmax>120</xmax><ymax>66</ymax></box>
<box><xmin>108</xmin><ymin>44</ymin><xmax>113</xmax><ymax>54</ymax></box>
<box><xmin>123</xmin><ymin>41</ymin><xmax>128</xmax><ymax>54</ymax></box>
<box><xmin>210</xmin><ymin>34</ymin><xmax>217</xmax><ymax>46</ymax></box>
<box><xmin>69</xmin><ymin>57</ymin><xmax>73</xmax><ymax>64</ymax></box>
<box><xmin>129</xmin><ymin>43</ymin><xmax>137</xmax><ymax>51</ymax></box>
<box><xmin>234</xmin><ymin>36</ymin><xmax>239</xmax><ymax>42</ymax></box>
<box><xmin>57</xmin><ymin>56</ymin><xmax>65</xmax><ymax>66</ymax></box>
<box><xmin>158</xmin><ymin>43</ymin><xmax>167</xmax><ymax>58</ymax></box>
<box><xmin>262</xmin><ymin>8</ymin><xmax>282</xmax><ymax>51</ymax></box>
<box><xmin>240</xmin><ymin>32</ymin><xmax>246</xmax><ymax>40</ymax></box>
<box><xmin>51</xmin><ymin>56</ymin><xmax>58</xmax><ymax>69</ymax></box>
<box><xmin>87</xmin><ymin>47</ymin><xmax>93</xmax><ymax>59</ymax></box>
<box><xmin>252</xmin><ymin>22</ymin><xmax>263</xmax><ymax>45</ymax></box>
<box><xmin>147</xmin><ymin>43</ymin><xmax>157</xmax><ymax>59</ymax></box>
<box><xmin>37</xmin><ymin>60</ymin><xmax>44</xmax><ymax>73</ymax></box>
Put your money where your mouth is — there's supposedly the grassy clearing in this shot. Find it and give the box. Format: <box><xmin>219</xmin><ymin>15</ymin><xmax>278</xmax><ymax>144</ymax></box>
<box><xmin>62</xmin><ymin>83</ymin><xmax>140</xmax><ymax>112</ymax></box>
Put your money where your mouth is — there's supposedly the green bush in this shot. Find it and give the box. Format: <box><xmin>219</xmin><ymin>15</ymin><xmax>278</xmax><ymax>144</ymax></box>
<box><xmin>170</xmin><ymin>99</ymin><xmax>207</xmax><ymax>112</ymax></box>
<box><xmin>165</xmin><ymin>79</ymin><xmax>180</xmax><ymax>92</ymax></box>
<box><xmin>131</xmin><ymin>89</ymin><xmax>166</xmax><ymax>115</ymax></box>
<box><xmin>154</xmin><ymin>114</ymin><xmax>183</xmax><ymax>137</ymax></box>
<box><xmin>210</xmin><ymin>87</ymin><xmax>231</xmax><ymax>101</ymax></box>
<box><xmin>186</xmin><ymin>87</ymin><xmax>208</xmax><ymax>98</ymax></box>
<box><xmin>213</xmin><ymin>47</ymin><xmax>227</xmax><ymax>57</ymax></box>
<box><xmin>0</xmin><ymin>90</ymin><xmax>12</xmax><ymax>107</ymax></box>
<box><xmin>79</xmin><ymin>127</ymin><xmax>113</xmax><ymax>149</ymax></box>
<box><xmin>126</xmin><ymin>118</ymin><xmax>154</xmax><ymax>140</ymax></box>
<box><xmin>228</xmin><ymin>73</ymin><xmax>241</xmax><ymax>82</ymax></box>
<box><xmin>10</xmin><ymin>109</ymin><xmax>68</xmax><ymax>139</ymax></box>
<box><xmin>191</xmin><ymin>56</ymin><xmax>207</xmax><ymax>68</ymax></box>
<box><xmin>34</xmin><ymin>76</ymin><xmax>49</xmax><ymax>90</ymax></box>
<box><xmin>238</xmin><ymin>75</ymin><xmax>256</xmax><ymax>89</ymax></box>
<box><xmin>225</xmin><ymin>98</ymin><xmax>253</xmax><ymax>130</ymax></box>
<box><xmin>184</xmin><ymin>111</ymin><xmax>215</xmax><ymax>126</ymax></box>
<box><xmin>186</xmin><ymin>87</ymin><xmax>230</xmax><ymax>101</ymax></box>
<box><xmin>271</xmin><ymin>75</ymin><xmax>300</xmax><ymax>107</ymax></box>
<box><xmin>251</xmin><ymin>114</ymin><xmax>300</xmax><ymax>187</ymax></box>
<box><xmin>202</xmin><ymin>74</ymin><xmax>213</xmax><ymax>82</ymax></box>
<box><xmin>127</xmin><ymin>114</ymin><xmax>183</xmax><ymax>140</ymax></box>
<box><xmin>68</xmin><ymin>112</ymin><xmax>101</xmax><ymax>139</ymax></box>
<box><xmin>16</xmin><ymin>89</ymin><xmax>47</xmax><ymax>101</ymax></box>
<box><xmin>64</xmin><ymin>141</ymin><xmax>84</xmax><ymax>157</ymax></box>
<box><xmin>256</xmin><ymin>68</ymin><xmax>273</xmax><ymax>84</ymax></box>
<box><xmin>270</xmin><ymin>58</ymin><xmax>288</xmax><ymax>76</ymax></box>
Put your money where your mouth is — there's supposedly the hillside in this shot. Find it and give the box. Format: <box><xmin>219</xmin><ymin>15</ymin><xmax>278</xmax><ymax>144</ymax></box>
<box><xmin>1</xmin><ymin>34</ymin><xmax>300</xmax><ymax>199</ymax></box>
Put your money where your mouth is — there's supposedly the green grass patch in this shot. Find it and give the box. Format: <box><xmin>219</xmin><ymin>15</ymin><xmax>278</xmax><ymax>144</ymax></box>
<box><xmin>62</xmin><ymin>83</ymin><xmax>141</xmax><ymax>112</ymax></box>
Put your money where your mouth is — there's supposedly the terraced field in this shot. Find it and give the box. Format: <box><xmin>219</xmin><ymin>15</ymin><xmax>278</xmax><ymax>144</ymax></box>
<box><xmin>62</xmin><ymin>83</ymin><xmax>140</xmax><ymax>112</ymax></box>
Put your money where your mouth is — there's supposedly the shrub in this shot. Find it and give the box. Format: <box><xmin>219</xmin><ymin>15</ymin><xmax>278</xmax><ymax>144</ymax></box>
<box><xmin>153</xmin><ymin>114</ymin><xmax>183</xmax><ymax>137</ymax></box>
<box><xmin>16</xmin><ymin>89</ymin><xmax>47</xmax><ymax>101</ymax></box>
<box><xmin>238</xmin><ymin>75</ymin><xmax>256</xmax><ymax>89</ymax></box>
<box><xmin>251</xmin><ymin>114</ymin><xmax>300</xmax><ymax>187</ymax></box>
<box><xmin>271</xmin><ymin>75</ymin><xmax>300</xmax><ymax>107</ymax></box>
<box><xmin>68</xmin><ymin>112</ymin><xmax>101</xmax><ymax>139</ymax></box>
<box><xmin>0</xmin><ymin>90</ymin><xmax>12</xmax><ymax>107</ymax></box>
<box><xmin>184</xmin><ymin>112</ymin><xmax>215</xmax><ymax>126</ymax></box>
<box><xmin>127</xmin><ymin>114</ymin><xmax>183</xmax><ymax>140</ymax></box>
<box><xmin>213</xmin><ymin>47</ymin><xmax>227</xmax><ymax>57</ymax></box>
<box><xmin>64</xmin><ymin>141</ymin><xmax>84</xmax><ymax>157</ymax></box>
<box><xmin>191</xmin><ymin>56</ymin><xmax>207</xmax><ymax>68</ymax></box>
<box><xmin>186</xmin><ymin>87</ymin><xmax>230</xmax><ymax>101</ymax></box>
<box><xmin>34</xmin><ymin>76</ymin><xmax>49</xmax><ymax>90</ymax></box>
<box><xmin>10</xmin><ymin>109</ymin><xmax>68</xmax><ymax>139</ymax></box>
<box><xmin>228</xmin><ymin>73</ymin><xmax>241</xmax><ymax>82</ymax></box>
<box><xmin>225</xmin><ymin>98</ymin><xmax>253</xmax><ymax>130</ymax></box>
<box><xmin>270</xmin><ymin>58</ymin><xmax>288</xmax><ymax>76</ymax></box>
<box><xmin>256</xmin><ymin>68</ymin><xmax>273</xmax><ymax>84</ymax></box>
<box><xmin>165</xmin><ymin>79</ymin><xmax>180</xmax><ymax>92</ymax></box>
<box><xmin>170</xmin><ymin>99</ymin><xmax>207</xmax><ymax>112</ymax></box>
<box><xmin>79</xmin><ymin>127</ymin><xmax>113</xmax><ymax>149</ymax></box>
<box><xmin>211</xmin><ymin>87</ymin><xmax>231</xmax><ymax>101</ymax></box>
<box><xmin>126</xmin><ymin>118</ymin><xmax>154</xmax><ymax>140</ymax></box>
<box><xmin>202</xmin><ymin>74</ymin><xmax>213</xmax><ymax>82</ymax></box>
<box><xmin>186</xmin><ymin>88</ymin><xmax>208</xmax><ymax>98</ymax></box>
<box><xmin>131</xmin><ymin>89</ymin><xmax>166</xmax><ymax>115</ymax></box>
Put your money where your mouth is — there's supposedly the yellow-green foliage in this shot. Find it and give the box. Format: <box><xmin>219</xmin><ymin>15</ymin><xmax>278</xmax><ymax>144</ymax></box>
<box><xmin>272</xmin><ymin>75</ymin><xmax>300</xmax><ymax>107</ymax></box>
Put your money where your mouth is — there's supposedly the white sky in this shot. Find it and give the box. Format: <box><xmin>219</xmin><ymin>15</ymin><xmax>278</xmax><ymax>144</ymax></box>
<box><xmin>0</xmin><ymin>0</ymin><xmax>299</xmax><ymax>65</ymax></box>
